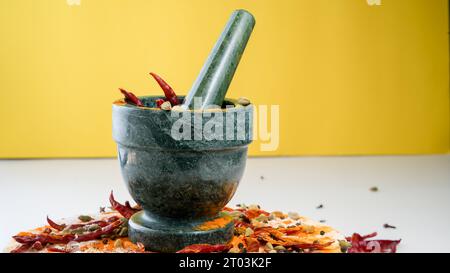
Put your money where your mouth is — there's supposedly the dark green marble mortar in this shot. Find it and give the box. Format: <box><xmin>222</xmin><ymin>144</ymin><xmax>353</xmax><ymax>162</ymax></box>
<box><xmin>112</xmin><ymin>96</ymin><xmax>253</xmax><ymax>252</ymax></box>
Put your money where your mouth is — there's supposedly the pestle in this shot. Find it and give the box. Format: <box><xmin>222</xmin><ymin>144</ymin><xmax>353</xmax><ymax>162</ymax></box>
<box><xmin>182</xmin><ymin>9</ymin><xmax>255</xmax><ymax>110</ymax></box>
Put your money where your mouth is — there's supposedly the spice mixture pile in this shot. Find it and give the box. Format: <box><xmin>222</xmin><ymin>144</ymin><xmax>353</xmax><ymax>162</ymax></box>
<box><xmin>6</xmin><ymin>192</ymin><xmax>400</xmax><ymax>253</ymax></box>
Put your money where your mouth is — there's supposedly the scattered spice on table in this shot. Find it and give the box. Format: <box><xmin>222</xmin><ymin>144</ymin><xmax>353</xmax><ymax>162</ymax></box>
<box><xmin>78</xmin><ymin>215</ymin><xmax>93</xmax><ymax>222</ymax></box>
<box><xmin>370</xmin><ymin>186</ymin><xmax>379</xmax><ymax>192</ymax></box>
<box><xmin>346</xmin><ymin>232</ymin><xmax>401</xmax><ymax>253</ymax></box>
<box><xmin>316</xmin><ymin>204</ymin><xmax>324</xmax><ymax>209</ymax></box>
<box><xmin>383</xmin><ymin>223</ymin><xmax>397</xmax><ymax>229</ymax></box>
<box><xmin>9</xmin><ymin>192</ymin><xmax>401</xmax><ymax>253</ymax></box>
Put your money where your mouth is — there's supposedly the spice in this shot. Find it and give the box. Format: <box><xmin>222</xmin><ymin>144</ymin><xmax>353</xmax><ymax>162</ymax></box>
<box><xmin>46</xmin><ymin>216</ymin><xmax>66</xmax><ymax>231</ymax></box>
<box><xmin>339</xmin><ymin>240</ymin><xmax>352</xmax><ymax>253</ymax></box>
<box><xmin>176</xmin><ymin>244</ymin><xmax>231</xmax><ymax>253</ymax></box>
<box><xmin>31</xmin><ymin>241</ymin><xmax>44</xmax><ymax>251</ymax></box>
<box><xmin>320</xmin><ymin>230</ymin><xmax>325</xmax><ymax>236</ymax></box>
<box><xmin>270</xmin><ymin>211</ymin><xmax>286</xmax><ymax>219</ymax></box>
<box><xmin>155</xmin><ymin>99</ymin><xmax>165</xmax><ymax>108</ymax></box>
<box><xmin>78</xmin><ymin>215</ymin><xmax>93</xmax><ymax>222</ymax></box>
<box><xmin>228</xmin><ymin>247</ymin><xmax>240</xmax><ymax>253</ymax></box>
<box><xmin>316</xmin><ymin>204</ymin><xmax>324</xmax><ymax>209</ymax></box>
<box><xmin>118</xmin><ymin>227</ymin><xmax>128</xmax><ymax>237</ymax></box>
<box><xmin>287</xmin><ymin>212</ymin><xmax>300</xmax><ymax>220</ymax></box>
<box><xmin>119</xmin><ymin>88</ymin><xmax>143</xmax><ymax>107</ymax></box>
<box><xmin>370</xmin><ymin>187</ymin><xmax>379</xmax><ymax>192</ymax></box>
<box><xmin>237</xmin><ymin>97</ymin><xmax>251</xmax><ymax>106</ymax></box>
<box><xmin>160</xmin><ymin>101</ymin><xmax>172</xmax><ymax>111</ymax></box>
<box><xmin>195</xmin><ymin>216</ymin><xmax>232</xmax><ymax>231</ymax></box>
<box><xmin>245</xmin><ymin>227</ymin><xmax>254</xmax><ymax>237</ymax></box>
<box><xmin>274</xmin><ymin>245</ymin><xmax>286</xmax><ymax>251</ymax></box>
<box><xmin>73</xmin><ymin>220</ymin><xmax>123</xmax><ymax>242</ymax></box>
<box><xmin>149</xmin><ymin>72</ymin><xmax>180</xmax><ymax>106</ymax></box>
<box><xmin>109</xmin><ymin>191</ymin><xmax>140</xmax><ymax>219</ymax></box>
<box><xmin>383</xmin><ymin>223</ymin><xmax>396</xmax><ymax>229</ymax></box>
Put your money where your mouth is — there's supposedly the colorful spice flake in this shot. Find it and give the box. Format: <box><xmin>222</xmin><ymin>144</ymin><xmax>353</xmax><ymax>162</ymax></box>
<box><xmin>9</xmin><ymin>193</ymin><xmax>401</xmax><ymax>254</ymax></box>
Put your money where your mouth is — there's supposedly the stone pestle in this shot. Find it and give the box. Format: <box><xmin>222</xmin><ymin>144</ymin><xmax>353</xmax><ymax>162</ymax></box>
<box><xmin>182</xmin><ymin>9</ymin><xmax>255</xmax><ymax>110</ymax></box>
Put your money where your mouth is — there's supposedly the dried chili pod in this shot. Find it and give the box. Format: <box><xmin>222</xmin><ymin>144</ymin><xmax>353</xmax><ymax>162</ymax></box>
<box><xmin>73</xmin><ymin>219</ymin><xmax>122</xmax><ymax>242</ymax></box>
<box><xmin>149</xmin><ymin>72</ymin><xmax>180</xmax><ymax>106</ymax></box>
<box><xmin>10</xmin><ymin>244</ymin><xmax>31</xmax><ymax>253</ymax></box>
<box><xmin>109</xmin><ymin>191</ymin><xmax>140</xmax><ymax>219</ymax></box>
<box><xmin>119</xmin><ymin>88</ymin><xmax>144</xmax><ymax>107</ymax></box>
<box><xmin>47</xmin><ymin>216</ymin><xmax>66</xmax><ymax>231</ymax></box>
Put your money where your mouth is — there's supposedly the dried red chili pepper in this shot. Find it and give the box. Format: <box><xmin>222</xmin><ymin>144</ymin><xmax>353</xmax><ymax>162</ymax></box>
<box><xmin>292</xmin><ymin>241</ymin><xmax>334</xmax><ymax>250</ymax></box>
<box><xmin>109</xmin><ymin>191</ymin><xmax>140</xmax><ymax>219</ymax></box>
<box><xmin>243</xmin><ymin>209</ymin><xmax>269</xmax><ymax>220</ymax></box>
<box><xmin>176</xmin><ymin>244</ymin><xmax>231</xmax><ymax>253</ymax></box>
<box><xmin>47</xmin><ymin>247</ymin><xmax>70</xmax><ymax>253</ymax></box>
<box><xmin>67</xmin><ymin>216</ymin><xmax>119</xmax><ymax>229</ymax></box>
<box><xmin>244</xmin><ymin>237</ymin><xmax>260</xmax><ymax>252</ymax></box>
<box><xmin>10</xmin><ymin>244</ymin><xmax>31</xmax><ymax>253</ymax></box>
<box><xmin>47</xmin><ymin>216</ymin><xmax>66</xmax><ymax>231</ymax></box>
<box><xmin>149</xmin><ymin>72</ymin><xmax>180</xmax><ymax>106</ymax></box>
<box><xmin>73</xmin><ymin>219</ymin><xmax>122</xmax><ymax>242</ymax></box>
<box><xmin>13</xmin><ymin>233</ymin><xmax>75</xmax><ymax>245</ymax></box>
<box><xmin>119</xmin><ymin>88</ymin><xmax>144</xmax><ymax>107</ymax></box>
<box><xmin>13</xmin><ymin>220</ymin><xmax>123</xmax><ymax>246</ymax></box>
<box><xmin>31</xmin><ymin>241</ymin><xmax>44</xmax><ymax>250</ymax></box>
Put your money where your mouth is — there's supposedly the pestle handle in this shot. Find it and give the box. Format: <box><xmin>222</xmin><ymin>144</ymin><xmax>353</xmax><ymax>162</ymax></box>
<box><xmin>183</xmin><ymin>10</ymin><xmax>255</xmax><ymax>110</ymax></box>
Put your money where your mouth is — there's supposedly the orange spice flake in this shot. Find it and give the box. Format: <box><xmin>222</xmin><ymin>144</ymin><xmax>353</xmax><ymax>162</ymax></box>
<box><xmin>195</xmin><ymin>216</ymin><xmax>232</xmax><ymax>231</ymax></box>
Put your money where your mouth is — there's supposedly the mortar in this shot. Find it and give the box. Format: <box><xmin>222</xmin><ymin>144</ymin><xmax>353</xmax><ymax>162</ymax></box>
<box><xmin>112</xmin><ymin>96</ymin><xmax>253</xmax><ymax>252</ymax></box>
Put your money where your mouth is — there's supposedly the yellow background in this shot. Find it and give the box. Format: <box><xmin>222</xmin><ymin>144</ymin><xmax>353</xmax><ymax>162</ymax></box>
<box><xmin>0</xmin><ymin>0</ymin><xmax>448</xmax><ymax>158</ymax></box>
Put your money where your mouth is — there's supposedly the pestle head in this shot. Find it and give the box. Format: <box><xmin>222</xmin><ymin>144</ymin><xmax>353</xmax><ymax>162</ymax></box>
<box><xmin>183</xmin><ymin>10</ymin><xmax>255</xmax><ymax>110</ymax></box>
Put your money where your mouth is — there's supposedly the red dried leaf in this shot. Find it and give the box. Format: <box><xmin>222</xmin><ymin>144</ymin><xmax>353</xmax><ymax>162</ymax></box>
<box><xmin>346</xmin><ymin>232</ymin><xmax>401</xmax><ymax>253</ymax></box>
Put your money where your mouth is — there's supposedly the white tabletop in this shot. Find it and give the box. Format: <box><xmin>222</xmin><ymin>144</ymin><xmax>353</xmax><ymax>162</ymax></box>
<box><xmin>1</xmin><ymin>155</ymin><xmax>449</xmax><ymax>253</ymax></box>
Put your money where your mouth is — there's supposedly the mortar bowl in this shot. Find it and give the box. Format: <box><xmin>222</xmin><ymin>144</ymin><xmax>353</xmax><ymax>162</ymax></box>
<box><xmin>112</xmin><ymin>96</ymin><xmax>253</xmax><ymax>252</ymax></box>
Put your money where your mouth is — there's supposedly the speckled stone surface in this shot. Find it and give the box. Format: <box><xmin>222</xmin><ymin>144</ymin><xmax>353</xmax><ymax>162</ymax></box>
<box><xmin>183</xmin><ymin>10</ymin><xmax>255</xmax><ymax>109</ymax></box>
<box><xmin>112</xmin><ymin>96</ymin><xmax>252</xmax><ymax>252</ymax></box>
<box><xmin>129</xmin><ymin>211</ymin><xmax>234</xmax><ymax>253</ymax></box>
